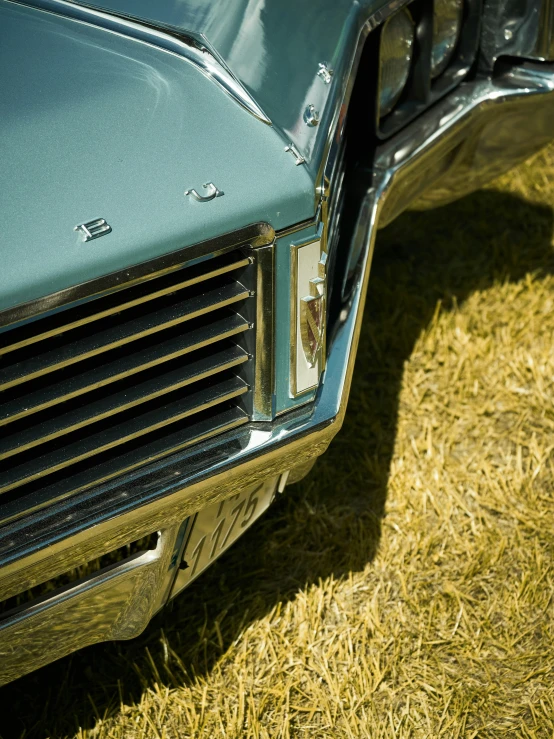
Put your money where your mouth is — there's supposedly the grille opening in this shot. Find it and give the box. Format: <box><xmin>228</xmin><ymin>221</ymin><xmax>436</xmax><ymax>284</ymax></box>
<box><xmin>0</xmin><ymin>250</ymin><xmax>252</xmax><ymax>356</ymax></box>
<box><xmin>1</xmin><ymin>273</ymin><xmax>250</xmax><ymax>385</ymax></box>
<box><xmin>0</xmin><ymin>308</ymin><xmax>250</xmax><ymax>425</ymax></box>
<box><xmin>0</xmin><ymin>402</ymin><xmax>248</xmax><ymax>524</ymax></box>
<box><xmin>0</xmin><ymin>532</ymin><xmax>160</xmax><ymax>620</ymax></box>
<box><xmin>0</xmin><ymin>401</ymin><xmax>246</xmax><ymax>515</ymax></box>
<box><xmin>0</xmin><ymin>342</ymin><xmax>250</xmax><ymax>459</ymax></box>
<box><xmin>0</xmin><ymin>246</ymin><xmax>259</xmax><ymax>520</ymax></box>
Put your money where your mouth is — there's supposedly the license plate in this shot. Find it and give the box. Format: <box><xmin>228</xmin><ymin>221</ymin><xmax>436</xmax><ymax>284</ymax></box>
<box><xmin>177</xmin><ymin>477</ymin><xmax>279</xmax><ymax>588</ymax></box>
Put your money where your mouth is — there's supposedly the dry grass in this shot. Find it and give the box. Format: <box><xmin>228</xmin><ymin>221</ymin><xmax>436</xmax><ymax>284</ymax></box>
<box><xmin>2</xmin><ymin>145</ymin><xmax>554</xmax><ymax>738</ymax></box>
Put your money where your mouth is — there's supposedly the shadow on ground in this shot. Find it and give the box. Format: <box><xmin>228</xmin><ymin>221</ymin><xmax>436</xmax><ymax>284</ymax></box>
<box><xmin>1</xmin><ymin>188</ymin><xmax>553</xmax><ymax>739</ymax></box>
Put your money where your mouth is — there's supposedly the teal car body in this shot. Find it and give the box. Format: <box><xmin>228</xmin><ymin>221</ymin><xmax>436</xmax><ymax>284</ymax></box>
<box><xmin>1</xmin><ymin>0</ymin><xmax>316</xmax><ymax>309</ymax></box>
<box><xmin>1</xmin><ymin>0</ymin><xmax>554</xmax><ymax>684</ymax></box>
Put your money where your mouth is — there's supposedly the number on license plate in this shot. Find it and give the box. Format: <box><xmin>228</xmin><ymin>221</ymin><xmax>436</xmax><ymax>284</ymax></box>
<box><xmin>174</xmin><ymin>477</ymin><xmax>279</xmax><ymax>591</ymax></box>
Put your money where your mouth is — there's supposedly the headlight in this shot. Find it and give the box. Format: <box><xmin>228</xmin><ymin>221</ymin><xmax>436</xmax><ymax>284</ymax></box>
<box><xmin>431</xmin><ymin>0</ymin><xmax>464</xmax><ymax>77</ymax></box>
<box><xmin>378</xmin><ymin>8</ymin><xmax>415</xmax><ymax>117</ymax></box>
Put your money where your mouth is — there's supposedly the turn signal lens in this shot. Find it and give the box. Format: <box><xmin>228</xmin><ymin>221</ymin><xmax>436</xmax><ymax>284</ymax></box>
<box><xmin>378</xmin><ymin>8</ymin><xmax>415</xmax><ymax>117</ymax></box>
<box><xmin>431</xmin><ymin>0</ymin><xmax>463</xmax><ymax>78</ymax></box>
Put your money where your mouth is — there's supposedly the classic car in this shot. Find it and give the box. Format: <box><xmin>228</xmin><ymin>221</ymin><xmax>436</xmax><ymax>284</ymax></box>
<box><xmin>1</xmin><ymin>0</ymin><xmax>553</xmax><ymax>685</ymax></box>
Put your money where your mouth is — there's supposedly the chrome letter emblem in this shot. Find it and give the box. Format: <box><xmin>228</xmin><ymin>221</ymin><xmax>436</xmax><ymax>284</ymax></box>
<box><xmin>184</xmin><ymin>182</ymin><xmax>224</xmax><ymax>202</ymax></box>
<box><xmin>300</xmin><ymin>276</ymin><xmax>325</xmax><ymax>367</ymax></box>
<box><xmin>75</xmin><ymin>218</ymin><xmax>111</xmax><ymax>242</ymax></box>
<box><xmin>284</xmin><ymin>143</ymin><xmax>305</xmax><ymax>165</ymax></box>
<box><xmin>317</xmin><ymin>63</ymin><xmax>334</xmax><ymax>84</ymax></box>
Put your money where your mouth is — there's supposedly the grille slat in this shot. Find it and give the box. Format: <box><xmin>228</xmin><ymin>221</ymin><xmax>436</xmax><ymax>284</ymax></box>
<box><xmin>0</xmin><ymin>253</ymin><xmax>251</xmax><ymax>357</ymax></box>
<box><xmin>8</xmin><ymin>405</ymin><xmax>250</xmax><ymax>513</ymax></box>
<box><xmin>0</xmin><ymin>279</ymin><xmax>250</xmax><ymax>391</ymax></box>
<box><xmin>0</xmin><ymin>375</ymin><xmax>249</xmax><ymax>494</ymax></box>
<box><xmin>0</xmin><ymin>243</ymin><xmax>261</xmax><ymax>514</ymax></box>
<box><xmin>0</xmin><ymin>312</ymin><xmax>249</xmax><ymax>427</ymax></box>
<box><xmin>0</xmin><ymin>344</ymin><xmax>248</xmax><ymax>460</ymax></box>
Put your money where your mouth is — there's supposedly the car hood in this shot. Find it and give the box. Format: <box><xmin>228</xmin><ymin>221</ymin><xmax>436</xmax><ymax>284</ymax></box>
<box><xmin>0</xmin><ymin>0</ymin><xmax>314</xmax><ymax>312</ymax></box>
<box><xmin>62</xmin><ymin>0</ymin><xmax>369</xmax><ymax>178</ymax></box>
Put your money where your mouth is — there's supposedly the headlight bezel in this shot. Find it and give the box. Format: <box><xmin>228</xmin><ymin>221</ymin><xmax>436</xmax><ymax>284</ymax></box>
<box><xmin>378</xmin><ymin>8</ymin><xmax>417</xmax><ymax>118</ymax></box>
<box><xmin>376</xmin><ymin>0</ymin><xmax>482</xmax><ymax>139</ymax></box>
<box><xmin>431</xmin><ymin>0</ymin><xmax>465</xmax><ymax>78</ymax></box>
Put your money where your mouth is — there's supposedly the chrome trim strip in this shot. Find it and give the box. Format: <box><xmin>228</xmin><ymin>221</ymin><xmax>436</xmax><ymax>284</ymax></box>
<box><xmin>252</xmin><ymin>244</ymin><xmax>275</xmax><ymax>421</ymax></box>
<box><xmin>0</xmin><ymin>256</ymin><xmax>251</xmax><ymax>356</ymax></box>
<box><xmin>273</xmin><ymin>396</ymin><xmax>314</xmax><ymax>417</ymax></box>
<box><xmin>0</xmin><ymin>223</ymin><xmax>274</xmax><ymax>330</ymax></box>
<box><xmin>0</xmin><ymin>317</ymin><xmax>250</xmax><ymax>427</ymax></box>
<box><xmin>0</xmin><ymin>283</ymin><xmax>251</xmax><ymax>391</ymax></box>
<box><xmin>8</xmin><ymin>0</ymin><xmax>272</xmax><ymax>125</ymax></box>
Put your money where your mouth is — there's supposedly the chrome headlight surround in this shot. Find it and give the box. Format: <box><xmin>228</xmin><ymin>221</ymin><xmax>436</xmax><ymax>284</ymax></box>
<box><xmin>431</xmin><ymin>0</ymin><xmax>464</xmax><ymax>77</ymax></box>
<box><xmin>378</xmin><ymin>9</ymin><xmax>416</xmax><ymax>117</ymax></box>
<box><xmin>376</xmin><ymin>0</ymin><xmax>482</xmax><ymax>138</ymax></box>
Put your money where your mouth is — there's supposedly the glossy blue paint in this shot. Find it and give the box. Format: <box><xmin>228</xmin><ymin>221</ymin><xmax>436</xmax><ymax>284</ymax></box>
<box><xmin>0</xmin><ymin>1</ymin><xmax>315</xmax><ymax>310</ymax></box>
<box><xmin>54</xmin><ymin>0</ymin><xmax>387</xmax><ymax>175</ymax></box>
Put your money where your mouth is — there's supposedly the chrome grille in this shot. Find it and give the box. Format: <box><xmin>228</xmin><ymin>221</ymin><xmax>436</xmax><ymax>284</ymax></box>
<box><xmin>0</xmin><ymin>245</ymin><xmax>262</xmax><ymax>510</ymax></box>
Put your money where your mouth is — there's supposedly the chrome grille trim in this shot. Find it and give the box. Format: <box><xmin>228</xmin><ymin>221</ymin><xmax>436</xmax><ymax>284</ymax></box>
<box><xmin>0</xmin><ymin>224</ymin><xmax>276</xmax><ymax>514</ymax></box>
<box><xmin>0</xmin><ymin>407</ymin><xmax>249</xmax><ymax>526</ymax></box>
<box><xmin>0</xmin><ymin>254</ymin><xmax>251</xmax><ymax>357</ymax></box>
<box><xmin>0</xmin><ymin>376</ymin><xmax>249</xmax><ymax>494</ymax></box>
<box><xmin>0</xmin><ymin>345</ymin><xmax>249</xmax><ymax>461</ymax></box>
<box><xmin>0</xmin><ymin>223</ymin><xmax>274</xmax><ymax>329</ymax></box>
<box><xmin>0</xmin><ymin>279</ymin><xmax>250</xmax><ymax>391</ymax></box>
<box><xmin>0</xmin><ymin>313</ymin><xmax>249</xmax><ymax>427</ymax></box>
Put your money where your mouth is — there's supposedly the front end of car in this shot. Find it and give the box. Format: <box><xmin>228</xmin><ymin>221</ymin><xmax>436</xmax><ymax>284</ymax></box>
<box><xmin>1</xmin><ymin>0</ymin><xmax>554</xmax><ymax>684</ymax></box>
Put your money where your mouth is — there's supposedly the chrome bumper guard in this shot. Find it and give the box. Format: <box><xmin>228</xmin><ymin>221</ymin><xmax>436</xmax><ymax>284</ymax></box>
<box><xmin>1</xmin><ymin>62</ymin><xmax>554</xmax><ymax>685</ymax></box>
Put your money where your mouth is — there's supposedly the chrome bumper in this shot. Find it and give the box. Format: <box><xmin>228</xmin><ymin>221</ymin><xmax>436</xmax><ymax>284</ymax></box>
<box><xmin>1</xmin><ymin>61</ymin><xmax>554</xmax><ymax>685</ymax></box>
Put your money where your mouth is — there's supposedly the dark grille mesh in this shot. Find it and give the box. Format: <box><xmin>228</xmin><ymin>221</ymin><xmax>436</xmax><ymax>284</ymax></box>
<box><xmin>0</xmin><ymin>249</ymin><xmax>256</xmax><ymax>511</ymax></box>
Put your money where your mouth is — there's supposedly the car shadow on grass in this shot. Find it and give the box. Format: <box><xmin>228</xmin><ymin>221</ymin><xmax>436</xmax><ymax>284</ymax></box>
<box><xmin>1</xmin><ymin>188</ymin><xmax>554</xmax><ymax>739</ymax></box>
